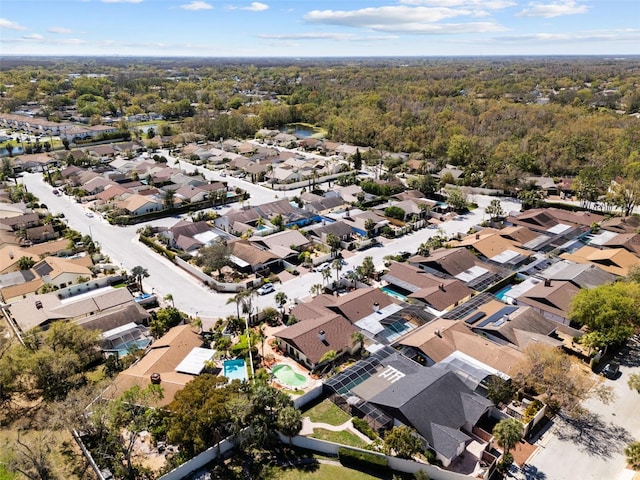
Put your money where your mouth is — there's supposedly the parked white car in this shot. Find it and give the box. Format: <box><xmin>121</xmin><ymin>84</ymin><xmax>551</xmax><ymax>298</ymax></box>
<box><xmin>257</xmin><ymin>283</ymin><xmax>275</xmax><ymax>295</ymax></box>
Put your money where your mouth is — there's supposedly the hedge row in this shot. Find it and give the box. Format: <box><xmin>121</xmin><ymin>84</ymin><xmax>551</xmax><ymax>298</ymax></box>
<box><xmin>338</xmin><ymin>447</ymin><xmax>388</xmax><ymax>471</ymax></box>
<box><xmin>139</xmin><ymin>235</ymin><xmax>176</xmax><ymax>261</ymax></box>
<box><xmin>351</xmin><ymin>418</ymin><xmax>378</xmax><ymax>441</ymax></box>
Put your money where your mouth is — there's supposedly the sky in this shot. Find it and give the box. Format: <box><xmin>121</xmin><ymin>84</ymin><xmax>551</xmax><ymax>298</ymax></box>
<box><xmin>0</xmin><ymin>0</ymin><xmax>639</xmax><ymax>57</ymax></box>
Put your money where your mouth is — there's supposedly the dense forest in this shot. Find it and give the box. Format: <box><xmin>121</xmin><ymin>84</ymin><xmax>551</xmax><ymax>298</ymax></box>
<box><xmin>1</xmin><ymin>56</ymin><xmax>639</xmax><ymax>191</ymax></box>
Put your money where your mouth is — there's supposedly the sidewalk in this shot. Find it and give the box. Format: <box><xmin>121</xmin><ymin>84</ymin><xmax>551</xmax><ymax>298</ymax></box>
<box><xmin>300</xmin><ymin>417</ymin><xmax>373</xmax><ymax>444</ymax></box>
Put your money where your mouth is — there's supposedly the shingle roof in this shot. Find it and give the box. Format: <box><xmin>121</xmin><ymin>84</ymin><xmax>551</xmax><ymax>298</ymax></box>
<box><xmin>369</xmin><ymin>366</ymin><xmax>492</xmax><ymax>460</ymax></box>
<box><xmin>276</xmin><ymin>314</ymin><xmax>355</xmax><ymax>365</ymax></box>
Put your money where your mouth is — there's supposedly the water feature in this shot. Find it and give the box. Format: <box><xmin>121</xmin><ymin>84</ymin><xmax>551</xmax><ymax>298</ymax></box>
<box><xmin>272</xmin><ymin>363</ymin><xmax>307</xmax><ymax>388</ymax></box>
<box><xmin>223</xmin><ymin>358</ymin><xmax>248</xmax><ymax>382</ymax></box>
<box><xmin>278</xmin><ymin>123</ymin><xmax>324</xmax><ymax>139</ymax></box>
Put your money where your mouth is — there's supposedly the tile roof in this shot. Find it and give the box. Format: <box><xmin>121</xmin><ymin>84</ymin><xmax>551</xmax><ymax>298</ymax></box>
<box><xmin>515</xmin><ymin>280</ymin><xmax>579</xmax><ymax>320</ymax></box>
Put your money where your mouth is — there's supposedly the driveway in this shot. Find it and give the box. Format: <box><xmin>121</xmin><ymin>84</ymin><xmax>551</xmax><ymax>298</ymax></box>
<box><xmin>512</xmin><ymin>338</ymin><xmax>640</xmax><ymax>480</ymax></box>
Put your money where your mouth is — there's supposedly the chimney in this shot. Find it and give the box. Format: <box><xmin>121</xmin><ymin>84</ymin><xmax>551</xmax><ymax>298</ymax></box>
<box><xmin>503</xmin><ymin>314</ymin><xmax>510</xmax><ymax>322</ymax></box>
<box><xmin>35</xmin><ymin>300</ymin><xmax>43</xmax><ymax>309</ymax></box>
<box><xmin>318</xmin><ymin>330</ymin><xmax>326</xmax><ymax>342</ymax></box>
<box><xmin>373</xmin><ymin>302</ymin><xmax>380</xmax><ymax>312</ymax></box>
<box><xmin>544</xmin><ymin>278</ymin><xmax>551</xmax><ymax>287</ymax></box>
<box><xmin>150</xmin><ymin>373</ymin><xmax>161</xmax><ymax>384</ymax></box>
<box><xmin>435</xmin><ymin>329</ymin><xmax>441</xmax><ymax>337</ymax></box>
<box><xmin>439</xmin><ymin>283</ymin><xmax>445</xmax><ymax>291</ymax></box>
<box><xmin>475</xmin><ymin>233</ymin><xmax>480</xmax><ymax>240</ymax></box>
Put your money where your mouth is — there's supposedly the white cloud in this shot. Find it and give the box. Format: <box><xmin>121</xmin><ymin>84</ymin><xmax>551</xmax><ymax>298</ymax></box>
<box><xmin>0</xmin><ymin>18</ymin><xmax>27</xmax><ymax>30</ymax></box>
<box><xmin>399</xmin><ymin>0</ymin><xmax>514</xmax><ymax>8</ymax></box>
<box><xmin>304</xmin><ymin>6</ymin><xmax>506</xmax><ymax>34</ymax></box>
<box><xmin>180</xmin><ymin>1</ymin><xmax>213</xmax><ymax>10</ymax></box>
<box><xmin>497</xmin><ymin>28</ymin><xmax>640</xmax><ymax>43</ymax></box>
<box><xmin>226</xmin><ymin>2</ymin><xmax>269</xmax><ymax>12</ymax></box>
<box><xmin>518</xmin><ymin>0</ymin><xmax>589</xmax><ymax>18</ymax></box>
<box><xmin>244</xmin><ymin>2</ymin><xmax>268</xmax><ymax>11</ymax></box>
<box><xmin>21</xmin><ymin>33</ymin><xmax>44</xmax><ymax>41</ymax></box>
<box><xmin>101</xmin><ymin>0</ymin><xmax>144</xmax><ymax>3</ymax></box>
<box><xmin>48</xmin><ymin>26</ymin><xmax>73</xmax><ymax>34</ymax></box>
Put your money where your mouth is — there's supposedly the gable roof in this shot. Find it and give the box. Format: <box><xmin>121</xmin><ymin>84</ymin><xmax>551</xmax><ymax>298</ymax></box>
<box><xmin>559</xmin><ymin>245</ymin><xmax>640</xmax><ymax>277</ymax></box>
<box><xmin>539</xmin><ymin>260</ymin><xmax>617</xmax><ymax>289</ymax></box>
<box><xmin>328</xmin><ymin>287</ymin><xmax>398</xmax><ymax>323</ymax></box>
<box><xmin>515</xmin><ymin>279</ymin><xmax>579</xmax><ymax>320</ymax></box>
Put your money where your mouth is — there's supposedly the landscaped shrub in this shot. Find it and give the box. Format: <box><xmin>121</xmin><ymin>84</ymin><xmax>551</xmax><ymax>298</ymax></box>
<box><xmin>139</xmin><ymin>235</ymin><xmax>176</xmax><ymax>261</ymax></box>
<box><xmin>352</xmin><ymin>418</ymin><xmax>378</xmax><ymax>441</ymax></box>
<box><xmin>338</xmin><ymin>447</ymin><xmax>388</xmax><ymax>471</ymax></box>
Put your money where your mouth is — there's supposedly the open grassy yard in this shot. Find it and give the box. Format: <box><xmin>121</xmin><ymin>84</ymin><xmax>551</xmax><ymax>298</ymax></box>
<box><xmin>276</xmin><ymin>463</ymin><xmax>389</xmax><ymax>480</ymax></box>
<box><xmin>304</xmin><ymin>399</ymin><xmax>351</xmax><ymax>426</ymax></box>
<box><xmin>309</xmin><ymin>429</ymin><xmax>369</xmax><ymax>449</ymax></box>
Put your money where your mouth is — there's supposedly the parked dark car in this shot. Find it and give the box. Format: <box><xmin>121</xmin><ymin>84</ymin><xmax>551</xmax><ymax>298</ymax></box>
<box><xmin>602</xmin><ymin>361</ymin><xmax>620</xmax><ymax>379</ymax></box>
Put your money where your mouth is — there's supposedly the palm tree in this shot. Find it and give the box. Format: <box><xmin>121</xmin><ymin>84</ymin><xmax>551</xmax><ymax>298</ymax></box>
<box><xmin>163</xmin><ymin>293</ymin><xmax>175</xmax><ymax>308</ymax></box>
<box><xmin>226</xmin><ymin>291</ymin><xmax>247</xmax><ymax>321</ymax></box>
<box><xmin>492</xmin><ymin>418</ymin><xmax>524</xmax><ymax>456</ymax></box>
<box><xmin>191</xmin><ymin>316</ymin><xmax>203</xmax><ymax>334</ymax></box>
<box><xmin>331</xmin><ymin>259</ymin><xmax>343</xmax><ymax>282</ymax></box>
<box><xmin>309</xmin><ymin>284</ymin><xmax>323</xmax><ymax>296</ymax></box>
<box><xmin>351</xmin><ymin>331</ymin><xmax>365</xmax><ymax>350</ymax></box>
<box><xmin>130</xmin><ymin>265</ymin><xmax>149</xmax><ymax>292</ymax></box>
<box><xmin>319</xmin><ymin>350</ymin><xmax>337</xmax><ymax>371</ymax></box>
<box><xmin>321</xmin><ymin>268</ymin><xmax>331</xmax><ymax>286</ymax></box>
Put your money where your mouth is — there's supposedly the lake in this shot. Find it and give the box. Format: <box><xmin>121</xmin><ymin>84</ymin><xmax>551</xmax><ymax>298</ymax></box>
<box><xmin>278</xmin><ymin>123</ymin><xmax>324</xmax><ymax>138</ymax></box>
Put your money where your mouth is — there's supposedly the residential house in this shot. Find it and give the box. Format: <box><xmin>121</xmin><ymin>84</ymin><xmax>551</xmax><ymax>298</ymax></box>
<box><xmin>538</xmin><ymin>260</ymin><xmax>617</xmax><ymax>289</ymax></box>
<box><xmin>409</xmin><ymin>247</ymin><xmax>512</xmax><ymax>292</ymax></box>
<box><xmin>524</xmin><ymin>176</ymin><xmax>557</xmax><ymax>196</ymax></box>
<box><xmin>32</xmin><ymin>256</ymin><xmax>92</xmax><ymax>289</ymax></box>
<box><xmin>398</xmin><ymin>318</ymin><xmax>524</xmax><ymax>375</ymax></box>
<box><xmin>275</xmin><ymin>314</ymin><xmax>357</xmax><ymax>371</ymax></box>
<box><xmin>600</xmin><ymin>216</ymin><xmax>640</xmax><ymax>234</ymax></box>
<box><xmin>506</xmin><ymin>207</ymin><xmax>603</xmax><ymax>235</ymax></box>
<box><xmin>453</xmin><ymin>231</ymin><xmax>531</xmax><ymax>269</ymax></box>
<box><xmin>342</xmin><ymin>210</ymin><xmax>388</xmax><ymax>237</ymax></box>
<box><xmin>25</xmin><ymin>224</ymin><xmax>57</xmax><ymax>244</ymax></box>
<box><xmin>602</xmin><ymin>233</ymin><xmax>640</xmax><ymax>257</ymax></box>
<box><xmin>304</xmin><ymin>196</ymin><xmax>345</xmax><ymax>215</ymax></box>
<box><xmin>515</xmin><ymin>279</ymin><xmax>580</xmax><ymax>325</ymax></box>
<box><xmin>365</xmin><ymin>365</ymin><xmax>494</xmax><ymax>467</ymax></box>
<box><xmin>104</xmin><ymin>324</ymin><xmax>205</xmax><ymax>406</ymax></box>
<box><xmin>8</xmin><ymin>287</ymin><xmax>150</xmax><ymax>332</ymax></box>
<box><xmin>0</xmin><ymin>245</ymin><xmax>40</xmax><ymax>274</ymax></box>
<box><xmin>382</xmin><ymin>262</ymin><xmax>473</xmax><ymax>315</ymax></box>
<box><xmin>117</xmin><ymin>194</ymin><xmax>163</xmax><ymax>216</ymax></box>
<box><xmin>305</xmin><ymin>221</ymin><xmax>353</xmax><ymax>244</ymax></box>
<box><xmin>560</xmin><ymin>245</ymin><xmax>640</xmax><ymax>277</ymax></box>
<box><xmin>249</xmin><ymin>229</ymin><xmax>310</xmax><ymax>261</ymax></box>
<box><xmin>228</xmin><ymin>239</ymin><xmax>281</xmax><ymax>273</ymax></box>
<box><xmin>0</xmin><ymin>212</ymin><xmax>39</xmax><ymax>231</ymax></box>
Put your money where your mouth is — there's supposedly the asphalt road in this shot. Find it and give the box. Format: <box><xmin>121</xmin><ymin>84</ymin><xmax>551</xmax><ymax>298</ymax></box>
<box><xmin>22</xmin><ymin>169</ymin><xmax>520</xmax><ymax>329</ymax></box>
<box><xmin>511</xmin><ymin>337</ymin><xmax>640</xmax><ymax>480</ymax></box>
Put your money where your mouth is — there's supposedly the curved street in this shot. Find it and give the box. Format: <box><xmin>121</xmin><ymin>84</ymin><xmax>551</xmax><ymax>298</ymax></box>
<box><xmin>22</xmin><ymin>167</ymin><xmax>520</xmax><ymax>329</ymax></box>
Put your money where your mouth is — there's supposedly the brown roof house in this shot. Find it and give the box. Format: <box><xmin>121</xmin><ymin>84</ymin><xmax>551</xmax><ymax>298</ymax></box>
<box><xmin>275</xmin><ymin>314</ymin><xmax>357</xmax><ymax>371</ymax></box>
<box><xmin>228</xmin><ymin>239</ymin><xmax>281</xmax><ymax>273</ymax></box>
<box><xmin>560</xmin><ymin>245</ymin><xmax>640</xmax><ymax>277</ymax></box>
<box><xmin>105</xmin><ymin>324</ymin><xmax>206</xmax><ymax>406</ymax></box>
<box><xmin>515</xmin><ymin>279</ymin><xmax>580</xmax><ymax>325</ymax></box>
<box><xmin>382</xmin><ymin>262</ymin><xmax>473</xmax><ymax>315</ymax></box>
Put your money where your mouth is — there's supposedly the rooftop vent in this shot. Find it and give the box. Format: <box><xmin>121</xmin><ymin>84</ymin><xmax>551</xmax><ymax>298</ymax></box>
<box><xmin>544</xmin><ymin>278</ymin><xmax>551</xmax><ymax>287</ymax></box>
<box><xmin>150</xmin><ymin>373</ymin><xmax>161</xmax><ymax>384</ymax></box>
<box><xmin>373</xmin><ymin>302</ymin><xmax>380</xmax><ymax>312</ymax></box>
<box><xmin>35</xmin><ymin>300</ymin><xmax>43</xmax><ymax>309</ymax></box>
<box><xmin>318</xmin><ymin>330</ymin><xmax>326</xmax><ymax>342</ymax></box>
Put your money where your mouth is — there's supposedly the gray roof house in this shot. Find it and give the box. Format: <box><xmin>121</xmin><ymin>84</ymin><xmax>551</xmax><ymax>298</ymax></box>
<box><xmin>367</xmin><ymin>366</ymin><xmax>493</xmax><ymax>466</ymax></box>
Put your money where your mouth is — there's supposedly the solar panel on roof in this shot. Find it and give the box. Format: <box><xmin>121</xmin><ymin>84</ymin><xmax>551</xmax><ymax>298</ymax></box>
<box><xmin>464</xmin><ymin>311</ymin><xmax>486</xmax><ymax>325</ymax></box>
<box><xmin>476</xmin><ymin>306</ymin><xmax>518</xmax><ymax>328</ymax></box>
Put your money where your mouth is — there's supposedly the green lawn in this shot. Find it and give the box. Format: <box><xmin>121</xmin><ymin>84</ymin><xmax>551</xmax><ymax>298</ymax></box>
<box><xmin>304</xmin><ymin>399</ymin><xmax>351</xmax><ymax>426</ymax></box>
<box><xmin>0</xmin><ymin>465</ymin><xmax>17</xmax><ymax>480</ymax></box>
<box><xmin>276</xmin><ymin>463</ymin><xmax>387</xmax><ymax>480</ymax></box>
<box><xmin>309</xmin><ymin>429</ymin><xmax>369</xmax><ymax>449</ymax></box>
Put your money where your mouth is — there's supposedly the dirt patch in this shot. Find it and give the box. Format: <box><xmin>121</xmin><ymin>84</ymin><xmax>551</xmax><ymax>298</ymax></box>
<box><xmin>512</xmin><ymin>439</ymin><xmax>538</xmax><ymax>466</ymax></box>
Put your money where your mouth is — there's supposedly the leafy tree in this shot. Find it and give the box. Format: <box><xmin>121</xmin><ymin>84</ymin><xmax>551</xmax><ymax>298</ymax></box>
<box><xmin>364</xmin><ymin>218</ymin><xmax>377</xmax><ymax>238</ymax></box>
<box><xmin>511</xmin><ymin>343</ymin><xmax>612</xmax><ymax>418</ymax></box>
<box><xmin>196</xmin><ymin>240</ymin><xmax>231</xmax><ymax>278</ymax></box>
<box><xmin>271</xmin><ymin>213</ymin><xmax>284</xmax><ymax>231</ymax></box>
<box><xmin>486</xmin><ymin>376</ymin><xmax>516</xmax><ymax>406</ymax></box>
<box><xmin>445</xmin><ymin>188</ymin><xmax>467</xmax><ymax>213</ymax></box>
<box><xmin>17</xmin><ymin>256</ymin><xmax>36</xmax><ymax>270</ymax></box>
<box><xmin>625</xmin><ymin>441</ymin><xmax>640</xmax><ymax>470</ymax></box>
<box><xmin>149</xmin><ymin>307</ymin><xmax>185</xmax><ymax>338</ymax></box>
<box><xmin>485</xmin><ymin>199</ymin><xmax>505</xmax><ymax>221</ymax></box>
<box><xmin>384</xmin><ymin>426</ymin><xmax>423</xmax><ymax>459</ymax></box>
<box><xmin>384</xmin><ymin>206</ymin><xmax>406</xmax><ymax>221</ymax></box>
<box><xmin>4</xmin><ymin>432</ymin><xmax>54</xmax><ymax>480</ymax></box>
<box><xmin>130</xmin><ymin>265</ymin><xmax>149</xmax><ymax>292</ymax></box>
<box><xmin>5</xmin><ymin>142</ymin><xmax>14</xmax><ymax>157</ymax></box>
<box><xmin>492</xmin><ymin>418</ymin><xmax>523</xmax><ymax>455</ymax></box>
<box><xmin>351</xmin><ymin>331</ymin><xmax>365</xmax><ymax>349</ymax></box>
<box><xmin>352</xmin><ymin>148</ymin><xmax>363</xmax><ymax>171</ymax></box>
<box><xmin>319</xmin><ymin>350</ymin><xmax>337</xmax><ymax>368</ymax></box>
<box><xmin>167</xmin><ymin>374</ymin><xmax>237</xmax><ymax>456</ymax></box>
<box><xmin>163</xmin><ymin>189</ymin><xmax>176</xmax><ymax>209</ymax></box>
<box><xmin>570</xmin><ymin>282</ymin><xmax>640</xmax><ymax>348</ymax></box>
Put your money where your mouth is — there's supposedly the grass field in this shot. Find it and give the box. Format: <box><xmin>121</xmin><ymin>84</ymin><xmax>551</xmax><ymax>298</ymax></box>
<box><xmin>304</xmin><ymin>399</ymin><xmax>351</xmax><ymax>426</ymax></box>
<box><xmin>309</xmin><ymin>428</ymin><xmax>369</xmax><ymax>449</ymax></box>
<box><xmin>275</xmin><ymin>463</ymin><xmax>388</xmax><ymax>480</ymax></box>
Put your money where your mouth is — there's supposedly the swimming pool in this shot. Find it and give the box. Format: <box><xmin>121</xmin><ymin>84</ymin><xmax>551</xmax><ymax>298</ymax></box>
<box><xmin>272</xmin><ymin>364</ymin><xmax>307</xmax><ymax>388</ymax></box>
<box><xmin>111</xmin><ymin>338</ymin><xmax>151</xmax><ymax>357</ymax></box>
<box><xmin>223</xmin><ymin>358</ymin><xmax>248</xmax><ymax>382</ymax></box>
<box><xmin>381</xmin><ymin>286</ymin><xmax>408</xmax><ymax>301</ymax></box>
